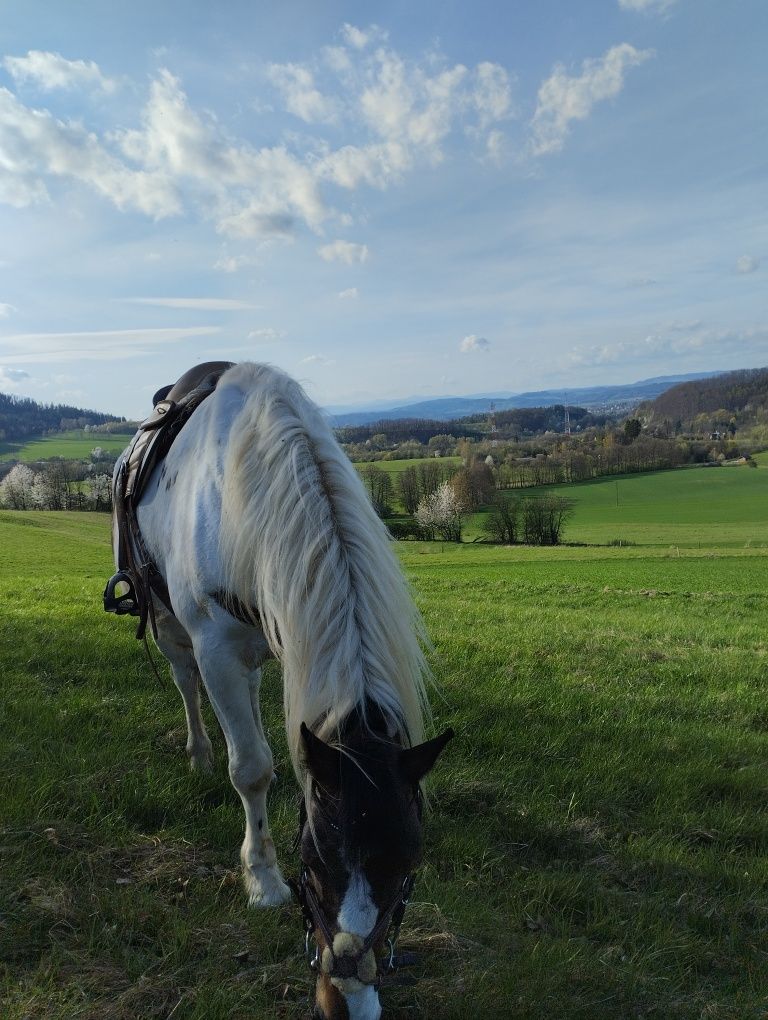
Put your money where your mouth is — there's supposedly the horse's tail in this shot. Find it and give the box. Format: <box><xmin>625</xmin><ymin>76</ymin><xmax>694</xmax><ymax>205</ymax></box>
<box><xmin>217</xmin><ymin>363</ymin><xmax>430</xmax><ymax>779</ymax></box>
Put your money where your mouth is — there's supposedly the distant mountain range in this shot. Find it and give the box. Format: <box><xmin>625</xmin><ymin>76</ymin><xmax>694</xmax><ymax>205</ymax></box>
<box><xmin>328</xmin><ymin>372</ymin><xmax>724</xmax><ymax>426</ymax></box>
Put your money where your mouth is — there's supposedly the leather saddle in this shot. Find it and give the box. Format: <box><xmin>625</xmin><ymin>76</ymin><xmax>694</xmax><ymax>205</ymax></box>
<box><xmin>104</xmin><ymin>361</ymin><xmax>234</xmax><ymax>638</ymax></box>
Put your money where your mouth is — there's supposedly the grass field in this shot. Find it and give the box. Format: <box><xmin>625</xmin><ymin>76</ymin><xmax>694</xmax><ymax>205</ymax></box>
<box><xmin>1</xmin><ymin>466</ymin><xmax>767</xmax><ymax>1018</ymax></box>
<box><xmin>0</xmin><ymin>431</ymin><xmax>134</xmax><ymax>462</ymax></box>
<box><xmin>465</xmin><ymin>462</ymin><xmax>768</xmax><ymax>547</ymax></box>
<box><xmin>361</xmin><ymin>455</ymin><xmax>462</xmax><ymax>475</ymax></box>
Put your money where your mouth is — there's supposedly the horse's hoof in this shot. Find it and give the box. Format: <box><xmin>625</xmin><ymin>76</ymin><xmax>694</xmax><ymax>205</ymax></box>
<box><xmin>245</xmin><ymin>865</ymin><xmax>292</xmax><ymax>907</ymax></box>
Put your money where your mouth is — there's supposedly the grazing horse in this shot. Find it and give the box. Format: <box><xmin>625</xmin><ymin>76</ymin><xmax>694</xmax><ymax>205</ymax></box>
<box><xmin>119</xmin><ymin>363</ymin><xmax>452</xmax><ymax>1020</ymax></box>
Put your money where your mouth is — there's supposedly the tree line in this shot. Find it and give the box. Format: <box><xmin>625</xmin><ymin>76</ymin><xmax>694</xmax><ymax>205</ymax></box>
<box><xmin>0</xmin><ymin>392</ymin><xmax>122</xmax><ymax>442</ymax></box>
<box><xmin>0</xmin><ymin>459</ymin><xmax>113</xmax><ymax>512</ymax></box>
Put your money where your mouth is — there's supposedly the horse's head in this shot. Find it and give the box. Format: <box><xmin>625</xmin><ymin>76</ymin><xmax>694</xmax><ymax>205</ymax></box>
<box><xmin>298</xmin><ymin>716</ymin><xmax>452</xmax><ymax>1020</ymax></box>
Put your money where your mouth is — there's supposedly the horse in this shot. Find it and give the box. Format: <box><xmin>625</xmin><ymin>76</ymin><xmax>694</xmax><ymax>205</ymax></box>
<box><xmin>117</xmin><ymin>362</ymin><xmax>452</xmax><ymax>1020</ymax></box>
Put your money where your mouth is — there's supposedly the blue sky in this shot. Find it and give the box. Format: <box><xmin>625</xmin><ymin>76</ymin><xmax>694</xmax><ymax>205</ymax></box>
<box><xmin>0</xmin><ymin>0</ymin><xmax>765</xmax><ymax>418</ymax></box>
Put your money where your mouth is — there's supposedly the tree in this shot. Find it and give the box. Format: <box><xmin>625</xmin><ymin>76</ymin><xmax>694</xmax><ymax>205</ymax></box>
<box><xmin>415</xmin><ymin>481</ymin><xmax>464</xmax><ymax>542</ymax></box>
<box><xmin>623</xmin><ymin>418</ymin><xmax>642</xmax><ymax>442</ymax></box>
<box><xmin>427</xmin><ymin>434</ymin><xmax>455</xmax><ymax>457</ymax></box>
<box><xmin>521</xmin><ymin>496</ymin><xmax>574</xmax><ymax>545</ymax></box>
<box><xmin>483</xmin><ymin>494</ymin><xmax>519</xmax><ymax>544</ymax></box>
<box><xmin>0</xmin><ymin>463</ymin><xmax>36</xmax><ymax>509</ymax></box>
<box><xmin>33</xmin><ymin>460</ymin><xmax>72</xmax><ymax>510</ymax></box>
<box><xmin>398</xmin><ymin>466</ymin><xmax>421</xmax><ymax>514</ymax></box>
<box><xmin>416</xmin><ymin>460</ymin><xmax>445</xmax><ymax>499</ymax></box>
<box><xmin>360</xmin><ymin>464</ymin><xmax>393</xmax><ymax>517</ymax></box>
<box><xmin>89</xmin><ymin>473</ymin><xmax>113</xmax><ymax>512</ymax></box>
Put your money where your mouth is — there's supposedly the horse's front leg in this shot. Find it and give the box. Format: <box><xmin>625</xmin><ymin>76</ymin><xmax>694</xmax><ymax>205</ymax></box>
<box><xmin>192</xmin><ymin>621</ymin><xmax>291</xmax><ymax>907</ymax></box>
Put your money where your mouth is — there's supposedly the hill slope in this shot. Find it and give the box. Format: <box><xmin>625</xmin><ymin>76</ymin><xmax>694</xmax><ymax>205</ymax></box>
<box><xmin>0</xmin><ymin>392</ymin><xmax>122</xmax><ymax>443</ymax></box>
<box><xmin>637</xmin><ymin>367</ymin><xmax>768</xmax><ymax>429</ymax></box>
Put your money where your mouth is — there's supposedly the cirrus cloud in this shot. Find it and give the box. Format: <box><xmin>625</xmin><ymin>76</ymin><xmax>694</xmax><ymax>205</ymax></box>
<box><xmin>619</xmin><ymin>0</ymin><xmax>678</xmax><ymax>12</ymax></box>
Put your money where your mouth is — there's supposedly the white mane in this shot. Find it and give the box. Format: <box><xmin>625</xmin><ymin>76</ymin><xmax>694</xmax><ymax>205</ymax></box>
<box><xmin>217</xmin><ymin>363</ymin><xmax>430</xmax><ymax>779</ymax></box>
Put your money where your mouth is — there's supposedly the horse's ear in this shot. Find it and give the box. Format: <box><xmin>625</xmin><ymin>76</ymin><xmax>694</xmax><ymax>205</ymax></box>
<box><xmin>300</xmin><ymin>722</ymin><xmax>341</xmax><ymax>792</ymax></box>
<box><xmin>399</xmin><ymin>728</ymin><xmax>454</xmax><ymax>785</ymax></box>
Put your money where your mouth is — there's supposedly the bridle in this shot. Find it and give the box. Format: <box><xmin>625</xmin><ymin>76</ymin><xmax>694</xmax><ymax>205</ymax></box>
<box><xmin>288</xmin><ymin>795</ymin><xmax>420</xmax><ymax>987</ymax></box>
<box><xmin>289</xmin><ymin>866</ymin><xmax>416</xmax><ymax>984</ymax></box>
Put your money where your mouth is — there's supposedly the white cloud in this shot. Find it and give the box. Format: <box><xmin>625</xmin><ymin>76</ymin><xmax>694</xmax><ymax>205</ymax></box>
<box><xmin>0</xmin><ymin>366</ymin><xmax>31</xmax><ymax>390</ymax></box>
<box><xmin>338</xmin><ymin>287</ymin><xmax>358</xmax><ymax>299</ymax></box>
<box><xmin>460</xmin><ymin>335</ymin><xmax>491</xmax><ymax>353</ymax></box>
<box><xmin>3</xmin><ymin>50</ymin><xmax>116</xmax><ymax>93</ymax></box>
<box><xmin>736</xmin><ymin>255</ymin><xmax>759</xmax><ymax>274</ymax></box>
<box><xmin>247</xmin><ymin>328</ymin><xmax>283</xmax><ymax>342</ymax></box>
<box><xmin>0</xmin><ymin>326</ymin><xmax>220</xmax><ymax>364</ymax></box>
<box><xmin>213</xmin><ymin>254</ymin><xmax>258</xmax><ymax>273</ymax></box>
<box><xmin>0</xmin><ymin>37</ymin><xmax>514</xmax><ymax>239</ymax></box>
<box><xmin>313</xmin><ymin>47</ymin><xmax>512</xmax><ymax>189</ymax></box>
<box><xmin>117</xmin><ymin>70</ymin><xmax>328</xmax><ymax>236</ymax></box>
<box><xmin>530</xmin><ymin>44</ymin><xmax>653</xmax><ymax>156</ymax></box>
<box><xmin>0</xmin><ymin>86</ymin><xmax>180</xmax><ymax>215</ymax></box>
<box><xmin>301</xmin><ymin>353</ymin><xmax>336</xmax><ymax>365</ymax></box>
<box><xmin>0</xmin><ymin>302</ymin><xmax>15</xmax><ymax>317</ymax></box>
<box><xmin>340</xmin><ymin>24</ymin><xmax>387</xmax><ymax>50</ymax></box>
<box><xmin>619</xmin><ymin>0</ymin><xmax>677</xmax><ymax>12</ymax></box>
<box><xmin>267</xmin><ymin>62</ymin><xmax>338</xmax><ymax>123</ymax></box>
<box><xmin>125</xmin><ymin>297</ymin><xmax>258</xmax><ymax>310</ymax></box>
<box><xmin>318</xmin><ymin>240</ymin><xmax>369</xmax><ymax>264</ymax></box>
<box><xmin>473</xmin><ymin>62</ymin><xmax>513</xmax><ymax>128</ymax></box>
<box><xmin>567</xmin><ymin>323</ymin><xmax>768</xmax><ymax>368</ymax></box>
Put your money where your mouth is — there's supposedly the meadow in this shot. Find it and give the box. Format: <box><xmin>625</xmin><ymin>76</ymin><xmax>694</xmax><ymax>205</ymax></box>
<box><xmin>0</xmin><ymin>431</ymin><xmax>135</xmax><ymax>462</ymax></box>
<box><xmin>1</xmin><ymin>464</ymin><xmax>767</xmax><ymax>1018</ymax></box>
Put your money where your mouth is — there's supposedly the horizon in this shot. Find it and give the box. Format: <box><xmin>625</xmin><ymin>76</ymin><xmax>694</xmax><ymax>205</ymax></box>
<box><xmin>1</xmin><ymin>365</ymin><xmax>745</xmax><ymax>421</ymax></box>
<box><xmin>0</xmin><ymin>1</ymin><xmax>765</xmax><ymax>418</ymax></box>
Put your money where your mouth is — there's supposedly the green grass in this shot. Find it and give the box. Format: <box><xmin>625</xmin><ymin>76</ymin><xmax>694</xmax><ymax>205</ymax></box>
<box><xmin>0</xmin><ymin>431</ymin><xmax>134</xmax><ymax>462</ymax></box>
<box><xmin>466</xmin><ymin>462</ymin><xmax>768</xmax><ymax>547</ymax></box>
<box><xmin>2</xmin><ymin>472</ymin><xmax>768</xmax><ymax>1018</ymax></box>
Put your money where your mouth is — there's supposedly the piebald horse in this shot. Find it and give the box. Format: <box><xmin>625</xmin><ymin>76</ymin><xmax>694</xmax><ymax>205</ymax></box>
<box><xmin>122</xmin><ymin>363</ymin><xmax>451</xmax><ymax>1020</ymax></box>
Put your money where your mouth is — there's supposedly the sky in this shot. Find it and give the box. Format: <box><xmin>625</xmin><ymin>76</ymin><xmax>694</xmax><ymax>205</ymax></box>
<box><xmin>0</xmin><ymin>0</ymin><xmax>765</xmax><ymax>418</ymax></box>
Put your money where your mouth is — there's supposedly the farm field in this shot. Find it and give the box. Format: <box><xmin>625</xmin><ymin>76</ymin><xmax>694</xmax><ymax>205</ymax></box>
<box><xmin>2</xmin><ymin>466</ymin><xmax>768</xmax><ymax>1019</ymax></box>
<box><xmin>354</xmin><ymin>454</ymin><xmax>462</xmax><ymax>478</ymax></box>
<box><xmin>465</xmin><ymin>462</ymin><xmax>768</xmax><ymax>547</ymax></box>
<box><xmin>0</xmin><ymin>431</ymin><xmax>135</xmax><ymax>462</ymax></box>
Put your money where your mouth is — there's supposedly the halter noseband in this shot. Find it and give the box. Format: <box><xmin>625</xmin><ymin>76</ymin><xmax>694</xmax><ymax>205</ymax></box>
<box><xmin>289</xmin><ymin>866</ymin><xmax>416</xmax><ymax>986</ymax></box>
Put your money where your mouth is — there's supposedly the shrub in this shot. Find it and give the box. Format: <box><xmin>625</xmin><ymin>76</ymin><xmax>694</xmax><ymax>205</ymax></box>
<box><xmin>483</xmin><ymin>495</ymin><xmax>520</xmax><ymax>544</ymax></box>
<box><xmin>521</xmin><ymin>495</ymin><xmax>574</xmax><ymax>545</ymax></box>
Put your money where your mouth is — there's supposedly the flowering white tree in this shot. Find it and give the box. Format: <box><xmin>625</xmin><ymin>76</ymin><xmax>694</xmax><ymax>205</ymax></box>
<box><xmin>0</xmin><ymin>464</ymin><xmax>36</xmax><ymax>509</ymax></box>
<box><xmin>415</xmin><ymin>481</ymin><xmax>465</xmax><ymax>542</ymax></box>
<box><xmin>89</xmin><ymin>473</ymin><xmax>113</xmax><ymax>512</ymax></box>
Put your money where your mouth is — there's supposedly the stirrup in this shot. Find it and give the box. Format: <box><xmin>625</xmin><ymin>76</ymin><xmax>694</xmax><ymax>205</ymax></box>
<box><xmin>103</xmin><ymin>570</ymin><xmax>140</xmax><ymax>616</ymax></box>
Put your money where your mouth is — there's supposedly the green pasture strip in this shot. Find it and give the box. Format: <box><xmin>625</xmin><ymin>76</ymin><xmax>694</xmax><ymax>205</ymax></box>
<box><xmin>463</xmin><ymin>462</ymin><xmax>768</xmax><ymax>547</ymax></box>
<box><xmin>0</xmin><ymin>431</ymin><xmax>134</xmax><ymax>462</ymax></box>
<box><xmin>1</xmin><ymin>513</ymin><xmax>767</xmax><ymax>1018</ymax></box>
<box><xmin>353</xmin><ymin>454</ymin><xmax>462</xmax><ymax>477</ymax></box>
